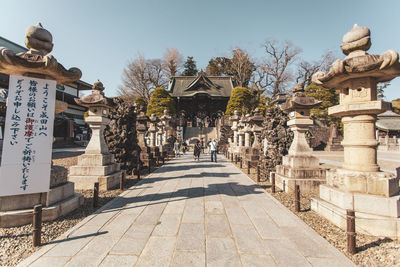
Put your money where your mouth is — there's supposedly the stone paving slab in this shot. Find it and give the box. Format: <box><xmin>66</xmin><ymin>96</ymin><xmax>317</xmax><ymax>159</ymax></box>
<box><xmin>19</xmin><ymin>154</ymin><xmax>355</xmax><ymax>267</ymax></box>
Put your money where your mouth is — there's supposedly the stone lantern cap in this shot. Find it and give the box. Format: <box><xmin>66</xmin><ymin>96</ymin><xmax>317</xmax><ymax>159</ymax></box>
<box><xmin>230</xmin><ymin>110</ymin><xmax>241</xmax><ymax>121</ymax></box>
<box><xmin>281</xmin><ymin>82</ymin><xmax>321</xmax><ymax>113</ymax></box>
<box><xmin>75</xmin><ymin>80</ymin><xmax>113</xmax><ymax>109</ymax></box>
<box><xmin>0</xmin><ymin>23</ymin><xmax>82</xmax><ymax>84</ymax></box>
<box><xmin>271</xmin><ymin>92</ymin><xmax>288</xmax><ymax>105</ymax></box>
<box><xmin>312</xmin><ymin>24</ymin><xmax>400</xmax><ymax>89</ymax></box>
<box><xmin>249</xmin><ymin>108</ymin><xmax>264</xmax><ymax>125</ymax></box>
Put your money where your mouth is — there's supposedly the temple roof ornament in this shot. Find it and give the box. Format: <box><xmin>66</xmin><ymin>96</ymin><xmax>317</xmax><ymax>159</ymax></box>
<box><xmin>312</xmin><ymin>24</ymin><xmax>400</xmax><ymax>88</ymax></box>
<box><xmin>0</xmin><ymin>23</ymin><xmax>81</xmax><ymax>84</ymax></box>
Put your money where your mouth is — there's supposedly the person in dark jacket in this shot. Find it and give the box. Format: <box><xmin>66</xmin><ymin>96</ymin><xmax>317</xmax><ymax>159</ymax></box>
<box><xmin>193</xmin><ymin>141</ymin><xmax>201</xmax><ymax>161</ymax></box>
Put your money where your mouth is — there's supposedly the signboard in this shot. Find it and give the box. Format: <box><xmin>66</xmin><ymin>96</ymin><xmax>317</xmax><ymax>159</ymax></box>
<box><xmin>0</xmin><ymin>75</ymin><xmax>56</xmax><ymax>196</ymax></box>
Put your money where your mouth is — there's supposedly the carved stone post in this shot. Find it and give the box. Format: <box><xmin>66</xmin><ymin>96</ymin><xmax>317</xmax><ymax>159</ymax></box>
<box><xmin>311</xmin><ymin>25</ymin><xmax>400</xmax><ymax>238</ymax></box>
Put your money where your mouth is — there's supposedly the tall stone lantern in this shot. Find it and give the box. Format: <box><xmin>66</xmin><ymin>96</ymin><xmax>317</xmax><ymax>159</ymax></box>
<box><xmin>244</xmin><ymin>109</ymin><xmax>264</xmax><ymax>168</ymax></box>
<box><xmin>311</xmin><ymin>25</ymin><xmax>400</xmax><ymax>237</ymax></box>
<box><xmin>136</xmin><ymin>108</ymin><xmax>154</xmax><ymax>168</ymax></box>
<box><xmin>230</xmin><ymin>110</ymin><xmax>241</xmax><ymax>157</ymax></box>
<box><xmin>69</xmin><ymin>80</ymin><xmax>122</xmax><ymax>191</ymax></box>
<box><xmin>237</xmin><ymin>116</ymin><xmax>245</xmax><ymax>148</ymax></box>
<box><xmin>148</xmin><ymin>113</ymin><xmax>161</xmax><ymax>161</ymax></box>
<box><xmin>161</xmin><ymin>109</ymin><xmax>174</xmax><ymax>156</ymax></box>
<box><xmin>274</xmin><ymin>83</ymin><xmax>325</xmax><ymax>193</ymax></box>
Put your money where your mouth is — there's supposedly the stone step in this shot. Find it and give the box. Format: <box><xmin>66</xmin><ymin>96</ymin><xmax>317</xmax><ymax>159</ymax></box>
<box><xmin>0</xmin><ymin>193</ymin><xmax>83</xmax><ymax>227</ymax></box>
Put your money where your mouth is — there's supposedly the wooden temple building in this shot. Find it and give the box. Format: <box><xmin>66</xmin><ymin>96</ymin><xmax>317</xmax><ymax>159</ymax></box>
<box><xmin>167</xmin><ymin>71</ymin><xmax>234</xmax><ymax>127</ymax></box>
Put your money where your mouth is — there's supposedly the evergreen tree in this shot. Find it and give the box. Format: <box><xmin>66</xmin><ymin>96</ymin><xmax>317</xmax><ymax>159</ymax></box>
<box><xmin>182</xmin><ymin>56</ymin><xmax>198</xmax><ymax>76</ymax></box>
<box><xmin>305</xmin><ymin>82</ymin><xmax>340</xmax><ymax>129</ymax></box>
<box><xmin>225</xmin><ymin>87</ymin><xmax>254</xmax><ymax>116</ymax></box>
<box><xmin>146</xmin><ymin>87</ymin><xmax>176</xmax><ymax>117</ymax></box>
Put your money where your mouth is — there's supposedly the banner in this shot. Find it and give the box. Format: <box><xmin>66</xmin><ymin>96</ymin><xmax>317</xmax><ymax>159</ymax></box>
<box><xmin>0</xmin><ymin>75</ymin><xmax>56</xmax><ymax>196</ymax></box>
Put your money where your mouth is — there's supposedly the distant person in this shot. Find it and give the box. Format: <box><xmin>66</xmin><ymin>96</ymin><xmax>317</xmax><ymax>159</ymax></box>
<box><xmin>182</xmin><ymin>139</ymin><xmax>188</xmax><ymax>154</ymax></box>
<box><xmin>200</xmin><ymin>140</ymin><xmax>205</xmax><ymax>153</ymax></box>
<box><xmin>209</xmin><ymin>139</ymin><xmax>218</xmax><ymax>163</ymax></box>
<box><xmin>193</xmin><ymin>141</ymin><xmax>201</xmax><ymax>161</ymax></box>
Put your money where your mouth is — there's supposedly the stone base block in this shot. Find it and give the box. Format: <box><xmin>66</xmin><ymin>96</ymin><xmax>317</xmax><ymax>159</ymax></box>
<box><xmin>0</xmin><ymin>193</ymin><xmax>83</xmax><ymax>227</ymax></box>
<box><xmin>311</xmin><ymin>190</ymin><xmax>400</xmax><ymax>238</ymax></box>
<box><xmin>318</xmin><ymin>184</ymin><xmax>400</xmax><ymax>217</ymax></box>
<box><xmin>69</xmin><ymin>163</ymin><xmax>120</xmax><ymax>176</ymax></box>
<box><xmin>68</xmin><ymin>171</ymin><xmax>122</xmax><ymax>191</ymax></box>
<box><xmin>50</xmin><ymin>165</ymin><xmax>68</xmax><ymax>188</ymax></box>
<box><xmin>76</xmin><ymin>153</ymin><xmax>115</xmax><ymax>166</ymax></box>
<box><xmin>282</xmin><ymin>155</ymin><xmax>320</xmax><ymax>169</ymax></box>
<box><xmin>326</xmin><ymin>168</ymin><xmax>399</xmax><ymax>197</ymax></box>
<box><xmin>276</xmin><ymin>165</ymin><xmax>326</xmax><ymax>179</ymax></box>
<box><xmin>274</xmin><ymin>172</ymin><xmax>325</xmax><ymax>193</ymax></box>
<box><xmin>0</xmin><ymin>182</ymin><xmax>75</xmax><ymax>211</ymax></box>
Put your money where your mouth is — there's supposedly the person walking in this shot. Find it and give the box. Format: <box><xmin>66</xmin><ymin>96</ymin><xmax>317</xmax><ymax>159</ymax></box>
<box><xmin>209</xmin><ymin>139</ymin><xmax>218</xmax><ymax>163</ymax></box>
<box><xmin>193</xmin><ymin>141</ymin><xmax>201</xmax><ymax>161</ymax></box>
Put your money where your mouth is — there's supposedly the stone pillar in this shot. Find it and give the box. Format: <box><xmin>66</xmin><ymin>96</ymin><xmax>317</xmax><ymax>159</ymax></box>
<box><xmin>230</xmin><ymin>110</ymin><xmax>240</xmax><ymax>156</ymax></box>
<box><xmin>136</xmin><ymin>109</ymin><xmax>154</xmax><ymax>167</ymax></box>
<box><xmin>69</xmin><ymin>80</ymin><xmax>122</xmax><ymax>191</ymax></box>
<box><xmin>311</xmin><ymin>24</ymin><xmax>400</xmax><ymax>238</ymax></box>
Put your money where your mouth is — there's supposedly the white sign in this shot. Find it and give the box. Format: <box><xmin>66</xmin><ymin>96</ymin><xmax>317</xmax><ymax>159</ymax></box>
<box><xmin>0</xmin><ymin>75</ymin><xmax>56</xmax><ymax>196</ymax></box>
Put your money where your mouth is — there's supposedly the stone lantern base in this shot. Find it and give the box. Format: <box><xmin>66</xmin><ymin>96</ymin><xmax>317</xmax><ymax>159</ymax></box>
<box><xmin>243</xmin><ymin>147</ymin><xmax>260</xmax><ymax>168</ymax></box>
<box><xmin>0</xmin><ymin>166</ymin><xmax>83</xmax><ymax>227</ymax></box>
<box><xmin>274</xmin><ymin>155</ymin><xmax>326</xmax><ymax>193</ymax></box>
<box><xmin>311</xmin><ymin>168</ymin><xmax>400</xmax><ymax>238</ymax></box>
<box><xmin>68</xmin><ymin>153</ymin><xmax>122</xmax><ymax>191</ymax></box>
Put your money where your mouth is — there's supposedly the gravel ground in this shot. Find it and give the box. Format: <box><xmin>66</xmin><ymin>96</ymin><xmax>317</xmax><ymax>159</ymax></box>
<box><xmin>0</xmin><ymin>151</ymin><xmax>158</xmax><ymax>266</ymax></box>
<box><xmin>239</xmin><ymin>162</ymin><xmax>400</xmax><ymax>267</ymax></box>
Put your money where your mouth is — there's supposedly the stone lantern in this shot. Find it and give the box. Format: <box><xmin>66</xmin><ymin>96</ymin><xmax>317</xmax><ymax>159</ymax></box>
<box><xmin>250</xmin><ymin>108</ymin><xmax>264</xmax><ymax>149</ymax></box>
<box><xmin>69</xmin><ymin>80</ymin><xmax>122</xmax><ymax>191</ymax></box>
<box><xmin>274</xmin><ymin>82</ymin><xmax>325</xmax><ymax>193</ymax></box>
<box><xmin>243</xmin><ymin>114</ymin><xmax>252</xmax><ymax>148</ymax></box>
<box><xmin>148</xmin><ymin>113</ymin><xmax>161</xmax><ymax>161</ymax></box>
<box><xmin>136</xmin><ymin>108</ymin><xmax>154</xmax><ymax>168</ymax></box>
<box><xmin>237</xmin><ymin>116</ymin><xmax>245</xmax><ymax>148</ymax></box>
<box><xmin>229</xmin><ymin>110</ymin><xmax>241</xmax><ymax>158</ymax></box>
<box><xmin>0</xmin><ymin>23</ymin><xmax>83</xmax><ymax>226</ymax></box>
<box><xmin>311</xmin><ymin>25</ymin><xmax>400</xmax><ymax>237</ymax></box>
<box><xmin>243</xmin><ymin>109</ymin><xmax>264</xmax><ymax>169</ymax></box>
<box><xmin>161</xmin><ymin>109</ymin><xmax>174</xmax><ymax>157</ymax></box>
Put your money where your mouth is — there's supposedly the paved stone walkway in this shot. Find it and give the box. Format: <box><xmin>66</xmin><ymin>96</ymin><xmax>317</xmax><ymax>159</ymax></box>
<box><xmin>20</xmin><ymin>154</ymin><xmax>355</xmax><ymax>267</ymax></box>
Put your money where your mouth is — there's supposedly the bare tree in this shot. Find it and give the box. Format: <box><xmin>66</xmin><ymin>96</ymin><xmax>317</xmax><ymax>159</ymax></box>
<box><xmin>257</xmin><ymin>39</ymin><xmax>302</xmax><ymax>96</ymax></box>
<box><xmin>162</xmin><ymin>48</ymin><xmax>183</xmax><ymax>78</ymax></box>
<box><xmin>230</xmin><ymin>48</ymin><xmax>255</xmax><ymax>87</ymax></box>
<box><xmin>296</xmin><ymin>51</ymin><xmax>336</xmax><ymax>88</ymax></box>
<box><xmin>118</xmin><ymin>54</ymin><xmax>168</xmax><ymax>104</ymax></box>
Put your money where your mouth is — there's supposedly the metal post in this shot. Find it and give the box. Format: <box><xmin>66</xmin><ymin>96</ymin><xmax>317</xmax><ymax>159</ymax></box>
<box><xmin>294</xmin><ymin>184</ymin><xmax>300</xmax><ymax>212</ymax></box>
<box><xmin>235</xmin><ymin>155</ymin><xmax>238</xmax><ymax>164</ymax></box>
<box><xmin>137</xmin><ymin>163</ymin><xmax>141</xmax><ymax>180</ymax></box>
<box><xmin>240</xmin><ymin>158</ymin><xmax>242</xmax><ymax>168</ymax></box>
<box><xmin>120</xmin><ymin>171</ymin><xmax>125</xmax><ymax>190</ymax></box>
<box><xmin>32</xmin><ymin>204</ymin><xmax>42</xmax><ymax>247</ymax></box>
<box><xmin>256</xmin><ymin>165</ymin><xmax>260</xmax><ymax>183</ymax></box>
<box><xmin>347</xmin><ymin>210</ymin><xmax>356</xmax><ymax>254</ymax></box>
<box><xmin>231</xmin><ymin>153</ymin><xmax>233</xmax><ymax>162</ymax></box>
<box><xmin>282</xmin><ymin>180</ymin><xmax>286</xmax><ymax>192</ymax></box>
<box><xmin>156</xmin><ymin>157</ymin><xmax>159</xmax><ymax>167</ymax></box>
<box><xmin>271</xmin><ymin>173</ymin><xmax>276</xmax><ymax>193</ymax></box>
<box><xmin>162</xmin><ymin>156</ymin><xmax>165</xmax><ymax>165</ymax></box>
<box><xmin>148</xmin><ymin>161</ymin><xmax>151</xmax><ymax>173</ymax></box>
<box><xmin>247</xmin><ymin>161</ymin><xmax>250</xmax><ymax>174</ymax></box>
<box><xmin>93</xmin><ymin>182</ymin><xmax>99</xmax><ymax>208</ymax></box>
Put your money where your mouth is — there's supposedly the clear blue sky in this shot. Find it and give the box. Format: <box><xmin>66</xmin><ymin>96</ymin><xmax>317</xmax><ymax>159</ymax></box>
<box><xmin>1</xmin><ymin>0</ymin><xmax>400</xmax><ymax>100</ymax></box>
